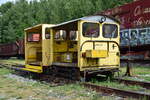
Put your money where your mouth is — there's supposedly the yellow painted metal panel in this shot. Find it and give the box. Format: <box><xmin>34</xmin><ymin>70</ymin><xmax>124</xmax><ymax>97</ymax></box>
<box><xmin>53</xmin><ymin>41</ymin><xmax>68</xmax><ymax>52</ymax></box>
<box><xmin>42</xmin><ymin>39</ymin><xmax>51</xmax><ymax>66</ymax></box>
<box><xmin>21</xmin><ymin>64</ymin><xmax>43</xmax><ymax>73</ymax></box>
<box><xmin>22</xmin><ymin>68</ymin><xmax>42</xmax><ymax>73</ymax></box>
<box><xmin>86</xmin><ymin>50</ymin><xmax>108</xmax><ymax>58</ymax></box>
<box><xmin>42</xmin><ymin>25</ymin><xmax>53</xmax><ymax>66</ymax></box>
<box><xmin>62</xmin><ymin>53</ymin><xmax>73</xmax><ymax>62</ymax></box>
<box><xmin>26</xmin><ymin>64</ymin><xmax>42</xmax><ymax>70</ymax></box>
<box><xmin>25</xmin><ymin>24</ymin><xmax>54</xmax><ymax>67</ymax></box>
<box><xmin>27</xmin><ymin>55</ymin><xmax>36</xmax><ymax>59</ymax></box>
<box><xmin>78</xmin><ymin>20</ymin><xmax>120</xmax><ymax>70</ymax></box>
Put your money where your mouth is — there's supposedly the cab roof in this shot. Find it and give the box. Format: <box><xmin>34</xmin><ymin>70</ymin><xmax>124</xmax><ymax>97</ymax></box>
<box><xmin>51</xmin><ymin>15</ymin><xmax>119</xmax><ymax>29</ymax></box>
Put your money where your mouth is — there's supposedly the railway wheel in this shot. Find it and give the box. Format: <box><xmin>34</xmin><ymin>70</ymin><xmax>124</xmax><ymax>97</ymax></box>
<box><xmin>106</xmin><ymin>71</ymin><xmax>115</xmax><ymax>81</ymax></box>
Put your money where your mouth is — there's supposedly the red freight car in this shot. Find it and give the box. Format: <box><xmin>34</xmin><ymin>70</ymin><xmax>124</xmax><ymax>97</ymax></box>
<box><xmin>100</xmin><ymin>0</ymin><xmax>150</xmax><ymax>29</ymax></box>
<box><xmin>0</xmin><ymin>40</ymin><xmax>24</xmax><ymax>58</ymax></box>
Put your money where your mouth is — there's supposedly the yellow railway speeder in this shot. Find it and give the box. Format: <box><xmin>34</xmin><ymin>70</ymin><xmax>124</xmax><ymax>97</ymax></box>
<box><xmin>23</xmin><ymin>15</ymin><xmax>120</xmax><ymax>80</ymax></box>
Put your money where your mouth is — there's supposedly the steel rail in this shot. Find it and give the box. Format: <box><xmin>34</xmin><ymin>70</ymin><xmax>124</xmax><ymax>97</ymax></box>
<box><xmin>114</xmin><ymin>78</ymin><xmax>150</xmax><ymax>89</ymax></box>
<box><xmin>0</xmin><ymin>62</ymin><xmax>24</xmax><ymax>71</ymax></box>
<box><xmin>83</xmin><ymin>83</ymin><xmax>150</xmax><ymax>99</ymax></box>
<box><xmin>121</xmin><ymin>59</ymin><xmax>150</xmax><ymax>63</ymax></box>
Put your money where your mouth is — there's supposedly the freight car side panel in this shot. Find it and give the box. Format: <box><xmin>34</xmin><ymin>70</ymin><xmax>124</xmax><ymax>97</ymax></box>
<box><xmin>130</xmin><ymin>0</ymin><xmax>150</xmax><ymax>28</ymax></box>
<box><xmin>102</xmin><ymin>0</ymin><xmax>150</xmax><ymax>29</ymax></box>
<box><xmin>0</xmin><ymin>43</ymin><xmax>18</xmax><ymax>57</ymax></box>
<box><xmin>17</xmin><ymin>40</ymin><xmax>24</xmax><ymax>55</ymax></box>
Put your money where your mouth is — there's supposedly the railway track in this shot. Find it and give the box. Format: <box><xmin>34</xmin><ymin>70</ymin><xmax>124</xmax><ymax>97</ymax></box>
<box><xmin>0</xmin><ymin>62</ymin><xmax>75</xmax><ymax>86</ymax></box>
<box><xmin>1</xmin><ymin>62</ymin><xmax>150</xmax><ymax>99</ymax></box>
<box><xmin>83</xmin><ymin>82</ymin><xmax>150</xmax><ymax>99</ymax></box>
<box><xmin>121</xmin><ymin>59</ymin><xmax>150</xmax><ymax>63</ymax></box>
<box><xmin>113</xmin><ymin>78</ymin><xmax>150</xmax><ymax>89</ymax></box>
<box><xmin>0</xmin><ymin>62</ymin><xmax>24</xmax><ymax>70</ymax></box>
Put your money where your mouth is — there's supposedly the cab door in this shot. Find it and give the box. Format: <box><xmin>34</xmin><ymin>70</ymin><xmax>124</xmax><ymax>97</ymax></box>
<box><xmin>78</xmin><ymin>21</ymin><xmax>101</xmax><ymax>69</ymax></box>
<box><xmin>99</xmin><ymin>41</ymin><xmax>119</xmax><ymax>66</ymax></box>
<box><xmin>99</xmin><ymin>23</ymin><xmax>120</xmax><ymax>66</ymax></box>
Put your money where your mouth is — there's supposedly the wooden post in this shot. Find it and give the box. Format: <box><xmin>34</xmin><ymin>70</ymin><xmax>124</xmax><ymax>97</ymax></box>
<box><xmin>125</xmin><ymin>59</ymin><xmax>133</xmax><ymax>76</ymax></box>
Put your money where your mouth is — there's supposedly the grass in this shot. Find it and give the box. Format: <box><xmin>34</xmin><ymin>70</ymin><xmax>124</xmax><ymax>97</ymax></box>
<box><xmin>0</xmin><ymin>68</ymin><xmax>120</xmax><ymax>100</ymax></box>
<box><xmin>0</xmin><ymin>68</ymin><xmax>11</xmax><ymax>75</ymax></box>
<box><xmin>90</xmin><ymin>64</ymin><xmax>150</xmax><ymax>94</ymax></box>
<box><xmin>0</xmin><ymin>59</ymin><xmax>150</xmax><ymax>100</ymax></box>
<box><xmin>0</xmin><ymin>58</ymin><xmax>25</xmax><ymax>65</ymax></box>
<box><xmin>120</xmin><ymin>66</ymin><xmax>150</xmax><ymax>75</ymax></box>
<box><xmin>119</xmin><ymin>66</ymin><xmax>150</xmax><ymax>82</ymax></box>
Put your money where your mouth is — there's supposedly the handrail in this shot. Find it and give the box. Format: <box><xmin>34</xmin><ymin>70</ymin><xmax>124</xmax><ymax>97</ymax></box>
<box><xmin>80</xmin><ymin>40</ymin><xmax>119</xmax><ymax>51</ymax></box>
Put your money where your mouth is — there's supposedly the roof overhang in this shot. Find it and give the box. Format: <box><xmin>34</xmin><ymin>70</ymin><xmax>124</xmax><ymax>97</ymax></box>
<box><xmin>24</xmin><ymin>24</ymin><xmax>54</xmax><ymax>31</ymax></box>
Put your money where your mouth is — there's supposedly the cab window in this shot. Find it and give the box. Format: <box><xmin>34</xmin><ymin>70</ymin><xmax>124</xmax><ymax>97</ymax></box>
<box><xmin>27</xmin><ymin>32</ymin><xmax>40</xmax><ymax>42</ymax></box>
<box><xmin>55</xmin><ymin>30</ymin><xmax>66</xmax><ymax>40</ymax></box>
<box><xmin>103</xmin><ymin>24</ymin><xmax>118</xmax><ymax>38</ymax></box>
<box><xmin>45</xmin><ymin>28</ymin><xmax>50</xmax><ymax>39</ymax></box>
<box><xmin>70</xmin><ymin>31</ymin><xmax>77</xmax><ymax>40</ymax></box>
<box><xmin>83</xmin><ymin>22</ymin><xmax>99</xmax><ymax>37</ymax></box>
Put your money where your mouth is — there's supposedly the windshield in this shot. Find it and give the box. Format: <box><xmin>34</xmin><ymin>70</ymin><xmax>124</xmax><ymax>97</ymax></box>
<box><xmin>45</xmin><ymin>28</ymin><xmax>50</xmax><ymax>39</ymax></box>
<box><xmin>103</xmin><ymin>24</ymin><xmax>118</xmax><ymax>38</ymax></box>
<box><xmin>82</xmin><ymin>22</ymin><xmax>99</xmax><ymax>37</ymax></box>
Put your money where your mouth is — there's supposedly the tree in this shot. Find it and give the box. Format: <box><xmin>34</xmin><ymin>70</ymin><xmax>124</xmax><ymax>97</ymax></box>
<box><xmin>0</xmin><ymin>0</ymin><xmax>133</xmax><ymax>43</ymax></box>
<box><xmin>0</xmin><ymin>2</ymin><xmax>13</xmax><ymax>14</ymax></box>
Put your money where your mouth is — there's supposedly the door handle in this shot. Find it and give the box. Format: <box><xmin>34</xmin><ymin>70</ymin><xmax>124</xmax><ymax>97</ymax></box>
<box><xmin>112</xmin><ymin>44</ymin><xmax>117</xmax><ymax>49</ymax></box>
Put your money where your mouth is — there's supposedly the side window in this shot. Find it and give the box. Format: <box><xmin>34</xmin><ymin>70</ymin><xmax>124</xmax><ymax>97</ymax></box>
<box><xmin>45</xmin><ymin>28</ymin><xmax>50</xmax><ymax>39</ymax></box>
<box><xmin>82</xmin><ymin>22</ymin><xmax>99</xmax><ymax>37</ymax></box>
<box><xmin>70</xmin><ymin>31</ymin><xmax>77</xmax><ymax>40</ymax></box>
<box><xmin>103</xmin><ymin>24</ymin><xmax>118</xmax><ymax>38</ymax></box>
<box><xmin>27</xmin><ymin>32</ymin><xmax>40</xmax><ymax>42</ymax></box>
<box><xmin>55</xmin><ymin>30</ymin><xmax>67</xmax><ymax>40</ymax></box>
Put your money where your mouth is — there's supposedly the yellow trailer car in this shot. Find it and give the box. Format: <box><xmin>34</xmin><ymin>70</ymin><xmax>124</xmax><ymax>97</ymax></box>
<box><xmin>23</xmin><ymin>15</ymin><xmax>120</xmax><ymax>79</ymax></box>
<box><xmin>23</xmin><ymin>24</ymin><xmax>55</xmax><ymax>73</ymax></box>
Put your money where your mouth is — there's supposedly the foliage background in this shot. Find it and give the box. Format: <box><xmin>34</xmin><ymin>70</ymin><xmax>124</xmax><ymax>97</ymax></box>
<box><xmin>0</xmin><ymin>0</ymin><xmax>132</xmax><ymax>43</ymax></box>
